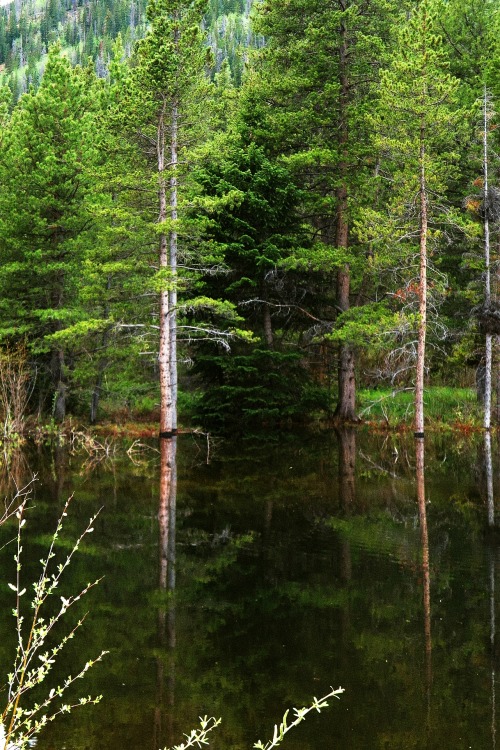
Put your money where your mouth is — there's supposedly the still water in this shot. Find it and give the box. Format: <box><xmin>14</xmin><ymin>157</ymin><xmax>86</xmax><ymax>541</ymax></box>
<box><xmin>0</xmin><ymin>429</ymin><xmax>498</xmax><ymax>750</ymax></box>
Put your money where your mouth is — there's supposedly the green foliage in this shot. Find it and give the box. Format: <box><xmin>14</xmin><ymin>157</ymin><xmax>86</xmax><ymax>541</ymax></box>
<box><xmin>194</xmin><ymin>348</ymin><xmax>330</xmax><ymax>432</ymax></box>
<box><xmin>0</xmin><ymin>46</ymin><xmax>100</xmax><ymax>417</ymax></box>
<box><xmin>0</xmin><ymin>0</ymin><xmax>498</xmax><ymax>428</ymax></box>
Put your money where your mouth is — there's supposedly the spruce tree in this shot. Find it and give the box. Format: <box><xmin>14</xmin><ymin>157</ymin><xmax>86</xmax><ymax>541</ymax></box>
<box><xmin>0</xmin><ymin>45</ymin><xmax>98</xmax><ymax>419</ymax></box>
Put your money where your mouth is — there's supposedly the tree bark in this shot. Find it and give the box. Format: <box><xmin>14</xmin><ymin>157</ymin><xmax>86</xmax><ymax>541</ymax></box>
<box><xmin>168</xmin><ymin>100</ymin><xmax>178</xmax><ymax>434</ymax></box>
<box><xmin>52</xmin><ymin>348</ymin><xmax>67</xmax><ymax>423</ymax></box>
<box><xmin>90</xmin><ymin>315</ymin><xmax>110</xmax><ymax>424</ymax></box>
<box><xmin>158</xmin><ymin>98</ymin><xmax>174</xmax><ymax>437</ymax></box>
<box><xmin>415</xmin><ymin>118</ymin><xmax>427</xmax><ymax>437</ymax></box>
<box><xmin>333</xmin><ymin>16</ymin><xmax>357</xmax><ymax>422</ymax></box>
<box><xmin>263</xmin><ymin>303</ymin><xmax>274</xmax><ymax>349</ymax></box>
<box><xmin>483</xmin><ymin>87</ymin><xmax>492</xmax><ymax>431</ymax></box>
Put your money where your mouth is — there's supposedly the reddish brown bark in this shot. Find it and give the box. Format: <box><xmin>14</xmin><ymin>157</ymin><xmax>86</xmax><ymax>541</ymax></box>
<box><xmin>333</xmin><ymin>15</ymin><xmax>357</xmax><ymax>423</ymax></box>
<box><xmin>415</xmin><ymin>120</ymin><xmax>427</xmax><ymax>437</ymax></box>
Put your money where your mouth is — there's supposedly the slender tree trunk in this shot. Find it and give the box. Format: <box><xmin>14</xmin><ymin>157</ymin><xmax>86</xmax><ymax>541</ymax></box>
<box><xmin>90</xmin><ymin>367</ymin><xmax>104</xmax><ymax>425</ymax></box>
<box><xmin>168</xmin><ymin>100</ymin><xmax>178</xmax><ymax>435</ymax></box>
<box><xmin>52</xmin><ymin>348</ymin><xmax>67</xmax><ymax>423</ymax></box>
<box><xmin>90</xmin><ymin>300</ymin><xmax>110</xmax><ymax>424</ymax></box>
<box><xmin>263</xmin><ymin>303</ymin><xmax>274</xmax><ymax>349</ymax></box>
<box><xmin>484</xmin><ymin>87</ymin><xmax>492</xmax><ymax>431</ymax></box>
<box><xmin>158</xmin><ymin>99</ymin><xmax>174</xmax><ymax>437</ymax></box>
<box><xmin>415</xmin><ymin>119</ymin><xmax>427</xmax><ymax>437</ymax></box>
<box><xmin>334</xmin><ymin>16</ymin><xmax>357</xmax><ymax>422</ymax></box>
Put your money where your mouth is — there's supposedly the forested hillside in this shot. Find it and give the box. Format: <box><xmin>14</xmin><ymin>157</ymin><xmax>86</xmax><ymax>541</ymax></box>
<box><xmin>0</xmin><ymin>0</ymin><xmax>256</xmax><ymax>97</ymax></box>
<box><xmin>0</xmin><ymin>0</ymin><xmax>498</xmax><ymax>433</ymax></box>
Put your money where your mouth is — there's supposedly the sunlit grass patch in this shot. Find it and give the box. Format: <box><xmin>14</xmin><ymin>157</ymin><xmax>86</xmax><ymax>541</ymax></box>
<box><xmin>358</xmin><ymin>386</ymin><xmax>480</xmax><ymax>427</ymax></box>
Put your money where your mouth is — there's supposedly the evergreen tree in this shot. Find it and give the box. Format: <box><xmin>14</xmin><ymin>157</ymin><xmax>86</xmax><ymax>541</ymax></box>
<box><xmin>362</xmin><ymin>0</ymin><xmax>463</xmax><ymax>434</ymax></box>
<box><xmin>128</xmin><ymin>0</ymin><xmax>211</xmax><ymax>435</ymax></box>
<box><xmin>240</xmin><ymin>0</ymin><xmax>402</xmax><ymax>421</ymax></box>
<box><xmin>0</xmin><ymin>45</ymin><xmax>98</xmax><ymax>418</ymax></box>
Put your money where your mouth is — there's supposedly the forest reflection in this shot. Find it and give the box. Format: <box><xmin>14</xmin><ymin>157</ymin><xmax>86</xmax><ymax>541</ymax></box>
<box><xmin>1</xmin><ymin>430</ymin><xmax>500</xmax><ymax>750</ymax></box>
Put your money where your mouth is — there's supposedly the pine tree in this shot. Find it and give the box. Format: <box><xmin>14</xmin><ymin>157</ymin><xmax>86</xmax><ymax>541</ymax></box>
<box><xmin>240</xmin><ymin>0</ymin><xmax>402</xmax><ymax>421</ymax></box>
<box><xmin>365</xmin><ymin>0</ymin><xmax>462</xmax><ymax>435</ymax></box>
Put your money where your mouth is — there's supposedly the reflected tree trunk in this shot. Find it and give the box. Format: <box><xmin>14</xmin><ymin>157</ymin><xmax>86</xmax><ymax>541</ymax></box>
<box><xmin>489</xmin><ymin>546</ymin><xmax>496</xmax><ymax>750</ymax></box>
<box><xmin>337</xmin><ymin>426</ymin><xmax>356</xmax><ymax>511</ymax></box>
<box><xmin>416</xmin><ymin>438</ymin><xmax>432</xmax><ymax>714</ymax></box>
<box><xmin>485</xmin><ymin>430</ymin><xmax>496</xmax><ymax>748</ymax></box>
<box><xmin>155</xmin><ymin>436</ymin><xmax>177</xmax><ymax>750</ymax></box>
<box><xmin>337</xmin><ymin>427</ymin><xmax>355</xmax><ymax>581</ymax></box>
<box><xmin>0</xmin><ymin>445</ymin><xmax>30</xmax><ymax>496</ymax></box>
<box><xmin>53</xmin><ymin>443</ymin><xmax>67</xmax><ymax>503</ymax></box>
<box><xmin>337</xmin><ymin>427</ymin><xmax>355</xmax><ymax>669</ymax></box>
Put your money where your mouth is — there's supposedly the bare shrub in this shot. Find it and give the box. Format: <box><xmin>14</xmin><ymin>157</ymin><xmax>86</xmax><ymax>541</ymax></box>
<box><xmin>0</xmin><ymin>345</ymin><xmax>32</xmax><ymax>437</ymax></box>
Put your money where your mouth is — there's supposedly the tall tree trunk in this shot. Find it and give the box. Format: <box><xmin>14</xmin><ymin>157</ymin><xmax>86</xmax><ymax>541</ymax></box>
<box><xmin>483</xmin><ymin>87</ymin><xmax>492</xmax><ymax>431</ymax></box>
<box><xmin>168</xmin><ymin>100</ymin><xmax>178</xmax><ymax>435</ymax></box>
<box><xmin>415</xmin><ymin>119</ymin><xmax>427</xmax><ymax>437</ymax></box>
<box><xmin>52</xmin><ymin>348</ymin><xmax>67</xmax><ymax>423</ymax></box>
<box><xmin>90</xmin><ymin>311</ymin><xmax>110</xmax><ymax>424</ymax></box>
<box><xmin>334</xmin><ymin>15</ymin><xmax>357</xmax><ymax>422</ymax></box>
<box><xmin>263</xmin><ymin>303</ymin><xmax>274</xmax><ymax>349</ymax></box>
<box><xmin>158</xmin><ymin>99</ymin><xmax>174</xmax><ymax>437</ymax></box>
<box><xmin>90</xmin><ymin>366</ymin><xmax>104</xmax><ymax>425</ymax></box>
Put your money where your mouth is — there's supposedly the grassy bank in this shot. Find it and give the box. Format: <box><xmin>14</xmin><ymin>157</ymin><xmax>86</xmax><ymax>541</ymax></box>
<box><xmin>0</xmin><ymin>386</ymin><xmax>485</xmax><ymax>447</ymax></box>
<box><xmin>357</xmin><ymin>386</ymin><xmax>481</xmax><ymax>430</ymax></box>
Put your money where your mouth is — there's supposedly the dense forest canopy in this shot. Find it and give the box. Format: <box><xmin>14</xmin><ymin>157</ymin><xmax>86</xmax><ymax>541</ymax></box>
<box><xmin>0</xmin><ymin>0</ymin><xmax>499</xmax><ymax>433</ymax></box>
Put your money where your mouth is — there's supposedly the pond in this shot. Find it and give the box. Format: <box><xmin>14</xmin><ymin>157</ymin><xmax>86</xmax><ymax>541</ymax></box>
<box><xmin>0</xmin><ymin>428</ymin><xmax>498</xmax><ymax>750</ymax></box>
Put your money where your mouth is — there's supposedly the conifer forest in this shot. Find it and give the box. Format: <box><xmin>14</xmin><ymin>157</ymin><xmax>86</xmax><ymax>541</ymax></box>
<box><xmin>4</xmin><ymin>5</ymin><xmax>500</xmax><ymax>748</ymax></box>
<box><xmin>0</xmin><ymin>0</ymin><xmax>499</xmax><ymax>434</ymax></box>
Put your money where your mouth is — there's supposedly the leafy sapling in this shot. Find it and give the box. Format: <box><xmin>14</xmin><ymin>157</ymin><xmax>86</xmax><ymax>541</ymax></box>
<box><xmin>167</xmin><ymin>716</ymin><xmax>221</xmax><ymax>750</ymax></box>
<box><xmin>161</xmin><ymin>687</ymin><xmax>344</xmax><ymax>750</ymax></box>
<box><xmin>1</xmin><ymin>495</ymin><xmax>108</xmax><ymax>750</ymax></box>
<box><xmin>0</xmin><ymin>480</ymin><xmax>34</xmax><ymax>534</ymax></box>
<box><xmin>253</xmin><ymin>687</ymin><xmax>345</xmax><ymax>750</ymax></box>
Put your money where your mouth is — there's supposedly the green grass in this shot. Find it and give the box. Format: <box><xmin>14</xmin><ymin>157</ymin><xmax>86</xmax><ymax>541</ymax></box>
<box><xmin>358</xmin><ymin>386</ymin><xmax>480</xmax><ymax>427</ymax></box>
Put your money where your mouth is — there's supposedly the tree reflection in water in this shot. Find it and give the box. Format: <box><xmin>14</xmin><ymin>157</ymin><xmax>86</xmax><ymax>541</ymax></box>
<box><xmin>485</xmin><ymin>430</ymin><xmax>496</xmax><ymax>749</ymax></box>
<box><xmin>155</xmin><ymin>436</ymin><xmax>177</xmax><ymax>750</ymax></box>
<box><xmin>415</xmin><ymin>437</ymin><xmax>432</xmax><ymax>720</ymax></box>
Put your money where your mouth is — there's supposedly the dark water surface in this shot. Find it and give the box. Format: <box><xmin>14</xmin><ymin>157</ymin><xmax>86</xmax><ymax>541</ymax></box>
<box><xmin>0</xmin><ymin>429</ymin><xmax>499</xmax><ymax>750</ymax></box>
